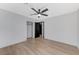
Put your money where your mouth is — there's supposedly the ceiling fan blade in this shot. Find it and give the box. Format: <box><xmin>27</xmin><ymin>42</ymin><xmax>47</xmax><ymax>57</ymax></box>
<box><xmin>38</xmin><ymin>9</ymin><xmax>41</xmax><ymax>13</ymax></box>
<box><xmin>31</xmin><ymin>13</ymin><xmax>38</xmax><ymax>16</ymax></box>
<box><xmin>31</xmin><ymin>8</ymin><xmax>39</xmax><ymax>14</ymax></box>
<box><xmin>41</xmin><ymin>8</ymin><xmax>48</xmax><ymax>13</ymax></box>
<box><xmin>41</xmin><ymin>14</ymin><xmax>48</xmax><ymax>16</ymax></box>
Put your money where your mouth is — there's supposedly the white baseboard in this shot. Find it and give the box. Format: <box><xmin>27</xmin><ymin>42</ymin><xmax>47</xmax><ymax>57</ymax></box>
<box><xmin>77</xmin><ymin>46</ymin><xmax>79</xmax><ymax>49</ymax></box>
<box><xmin>0</xmin><ymin>38</ymin><xmax>27</xmax><ymax>48</ymax></box>
<box><xmin>45</xmin><ymin>37</ymin><xmax>77</xmax><ymax>48</ymax></box>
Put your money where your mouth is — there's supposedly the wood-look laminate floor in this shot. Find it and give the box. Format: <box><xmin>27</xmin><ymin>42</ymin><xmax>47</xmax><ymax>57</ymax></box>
<box><xmin>0</xmin><ymin>37</ymin><xmax>79</xmax><ymax>55</ymax></box>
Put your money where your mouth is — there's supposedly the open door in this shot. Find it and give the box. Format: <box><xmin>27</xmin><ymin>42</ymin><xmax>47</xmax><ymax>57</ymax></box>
<box><xmin>35</xmin><ymin>22</ymin><xmax>44</xmax><ymax>38</ymax></box>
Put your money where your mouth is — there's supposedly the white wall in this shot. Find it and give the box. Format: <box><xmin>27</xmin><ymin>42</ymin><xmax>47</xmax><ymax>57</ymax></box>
<box><xmin>77</xmin><ymin>10</ymin><xmax>79</xmax><ymax>48</ymax></box>
<box><xmin>45</xmin><ymin>11</ymin><xmax>77</xmax><ymax>46</ymax></box>
<box><xmin>0</xmin><ymin>9</ymin><xmax>27</xmax><ymax>48</ymax></box>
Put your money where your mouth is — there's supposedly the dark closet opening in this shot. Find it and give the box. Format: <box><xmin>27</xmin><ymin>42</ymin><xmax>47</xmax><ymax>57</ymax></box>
<box><xmin>35</xmin><ymin>22</ymin><xmax>42</xmax><ymax>38</ymax></box>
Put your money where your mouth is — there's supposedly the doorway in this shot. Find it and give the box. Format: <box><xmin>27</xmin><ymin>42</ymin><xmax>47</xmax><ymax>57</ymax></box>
<box><xmin>27</xmin><ymin>21</ymin><xmax>44</xmax><ymax>39</ymax></box>
<box><xmin>35</xmin><ymin>22</ymin><xmax>44</xmax><ymax>38</ymax></box>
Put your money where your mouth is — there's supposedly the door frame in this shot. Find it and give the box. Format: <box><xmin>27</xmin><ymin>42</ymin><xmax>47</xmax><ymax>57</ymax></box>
<box><xmin>34</xmin><ymin>21</ymin><xmax>44</xmax><ymax>38</ymax></box>
<box><xmin>27</xmin><ymin>21</ymin><xmax>45</xmax><ymax>39</ymax></box>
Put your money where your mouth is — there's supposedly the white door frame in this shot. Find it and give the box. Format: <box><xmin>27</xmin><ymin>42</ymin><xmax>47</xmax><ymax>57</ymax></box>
<box><xmin>27</xmin><ymin>21</ymin><xmax>44</xmax><ymax>39</ymax></box>
<box><xmin>34</xmin><ymin>21</ymin><xmax>44</xmax><ymax>38</ymax></box>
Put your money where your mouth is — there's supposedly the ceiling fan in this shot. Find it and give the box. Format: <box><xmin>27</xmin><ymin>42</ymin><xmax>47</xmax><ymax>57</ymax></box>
<box><xmin>31</xmin><ymin>8</ymin><xmax>48</xmax><ymax>18</ymax></box>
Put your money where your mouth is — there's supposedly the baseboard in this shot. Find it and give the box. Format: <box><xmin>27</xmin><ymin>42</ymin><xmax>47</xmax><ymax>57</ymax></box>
<box><xmin>77</xmin><ymin>46</ymin><xmax>79</xmax><ymax>49</ymax></box>
<box><xmin>45</xmin><ymin>38</ymin><xmax>78</xmax><ymax>49</ymax></box>
<box><xmin>27</xmin><ymin>37</ymin><xmax>33</xmax><ymax>39</ymax></box>
<box><xmin>0</xmin><ymin>38</ymin><xmax>27</xmax><ymax>48</ymax></box>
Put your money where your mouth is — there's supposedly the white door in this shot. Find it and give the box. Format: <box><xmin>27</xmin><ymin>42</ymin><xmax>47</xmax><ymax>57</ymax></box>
<box><xmin>27</xmin><ymin>21</ymin><xmax>33</xmax><ymax>38</ymax></box>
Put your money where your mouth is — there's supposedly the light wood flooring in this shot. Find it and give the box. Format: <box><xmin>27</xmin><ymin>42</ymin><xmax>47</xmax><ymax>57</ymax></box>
<box><xmin>0</xmin><ymin>37</ymin><xmax>79</xmax><ymax>55</ymax></box>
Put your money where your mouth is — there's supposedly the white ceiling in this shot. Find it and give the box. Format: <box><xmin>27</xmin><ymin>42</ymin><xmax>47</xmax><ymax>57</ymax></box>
<box><xmin>0</xmin><ymin>3</ymin><xmax>79</xmax><ymax>19</ymax></box>
<box><xmin>27</xmin><ymin>3</ymin><xmax>79</xmax><ymax>19</ymax></box>
<box><xmin>0</xmin><ymin>3</ymin><xmax>26</xmax><ymax>16</ymax></box>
